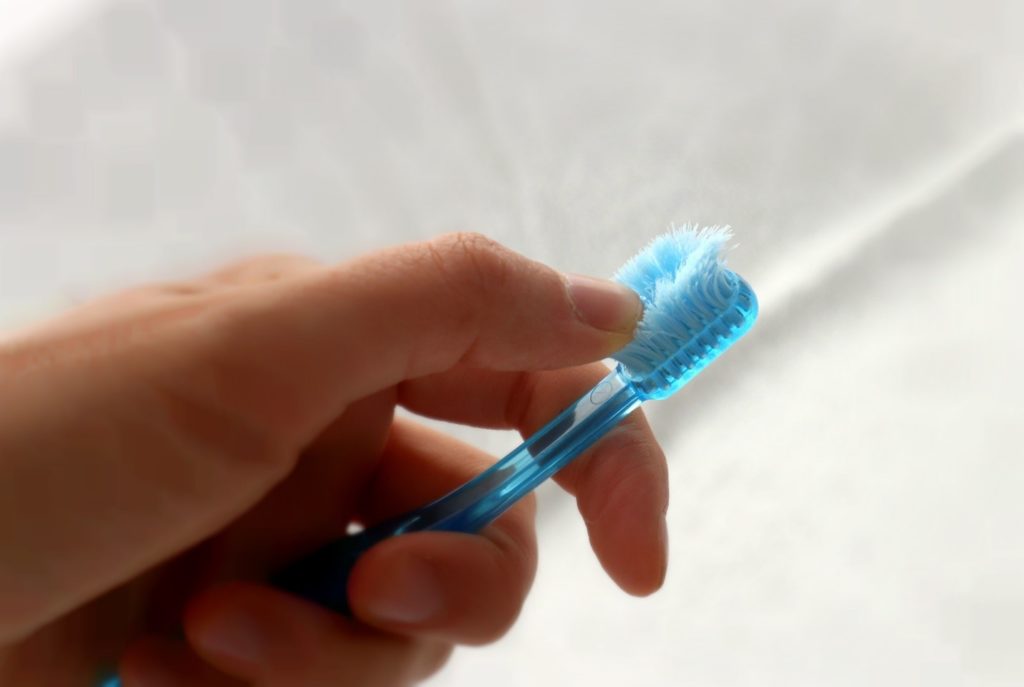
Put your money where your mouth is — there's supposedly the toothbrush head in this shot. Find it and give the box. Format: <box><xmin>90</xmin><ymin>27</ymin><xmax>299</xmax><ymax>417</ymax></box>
<box><xmin>612</xmin><ymin>226</ymin><xmax>758</xmax><ymax>399</ymax></box>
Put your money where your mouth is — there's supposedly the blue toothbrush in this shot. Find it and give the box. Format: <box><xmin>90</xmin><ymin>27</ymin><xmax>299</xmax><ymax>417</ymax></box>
<box><xmin>271</xmin><ymin>226</ymin><xmax>757</xmax><ymax>613</ymax></box>
<box><xmin>97</xmin><ymin>226</ymin><xmax>756</xmax><ymax>684</ymax></box>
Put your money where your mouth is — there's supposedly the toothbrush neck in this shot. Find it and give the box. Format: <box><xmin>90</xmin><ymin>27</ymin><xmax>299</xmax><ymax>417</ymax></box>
<box><xmin>400</xmin><ymin>369</ymin><xmax>644</xmax><ymax>534</ymax></box>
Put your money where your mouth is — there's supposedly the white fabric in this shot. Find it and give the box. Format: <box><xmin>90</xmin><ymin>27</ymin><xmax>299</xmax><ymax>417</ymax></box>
<box><xmin>1</xmin><ymin>1</ymin><xmax>1023</xmax><ymax>684</ymax></box>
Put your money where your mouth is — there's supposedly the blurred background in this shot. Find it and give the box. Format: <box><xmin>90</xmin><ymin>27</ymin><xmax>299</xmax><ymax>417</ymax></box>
<box><xmin>1</xmin><ymin>0</ymin><xmax>1023</xmax><ymax>684</ymax></box>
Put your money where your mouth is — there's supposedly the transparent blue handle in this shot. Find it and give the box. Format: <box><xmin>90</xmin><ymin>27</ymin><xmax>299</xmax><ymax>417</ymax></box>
<box><xmin>271</xmin><ymin>368</ymin><xmax>644</xmax><ymax>615</ymax></box>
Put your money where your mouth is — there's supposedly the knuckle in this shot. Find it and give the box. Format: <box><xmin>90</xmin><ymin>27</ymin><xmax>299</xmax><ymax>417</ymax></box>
<box><xmin>428</xmin><ymin>232</ymin><xmax>515</xmax><ymax>294</ymax></box>
<box><xmin>75</xmin><ymin>280</ymin><xmax>210</xmax><ymax>313</ymax></box>
<box><xmin>208</xmin><ymin>253</ymin><xmax>320</xmax><ymax>284</ymax></box>
<box><xmin>148</xmin><ymin>280</ymin><xmax>209</xmax><ymax>297</ymax></box>
<box><xmin>575</xmin><ymin>421</ymin><xmax>667</xmax><ymax>524</ymax></box>
<box><xmin>419</xmin><ymin>234</ymin><xmax>520</xmax><ymax>363</ymax></box>
<box><xmin>597</xmin><ymin>432</ymin><xmax>666</xmax><ymax>511</ymax></box>
<box><xmin>436</xmin><ymin>231</ymin><xmax>504</xmax><ymax>257</ymax></box>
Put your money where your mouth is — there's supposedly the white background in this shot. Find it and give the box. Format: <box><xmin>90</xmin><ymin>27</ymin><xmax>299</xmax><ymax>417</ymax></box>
<box><xmin>1</xmin><ymin>1</ymin><xmax>1023</xmax><ymax>685</ymax></box>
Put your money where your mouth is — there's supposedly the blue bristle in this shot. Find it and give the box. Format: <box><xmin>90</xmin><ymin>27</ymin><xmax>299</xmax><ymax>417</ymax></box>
<box><xmin>612</xmin><ymin>225</ymin><xmax>757</xmax><ymax>398</ymax></box>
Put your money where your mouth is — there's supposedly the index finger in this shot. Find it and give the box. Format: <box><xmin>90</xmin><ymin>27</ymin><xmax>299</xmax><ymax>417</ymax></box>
<box><xmin>399</xmin><ymin>362</ymin><xmax>669</xmax><ymax>596</ymax></box>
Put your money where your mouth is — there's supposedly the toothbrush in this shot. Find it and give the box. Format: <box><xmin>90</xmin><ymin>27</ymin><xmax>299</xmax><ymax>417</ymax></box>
<box><xmin>96</xmin><ymin>226</ymin><xmax>757</xmax><ymax>685</ymax></box>
<box><xmin>271</xmin><ymin>226</ymin><xmax>757</xmax><ymax>614</ymax></box>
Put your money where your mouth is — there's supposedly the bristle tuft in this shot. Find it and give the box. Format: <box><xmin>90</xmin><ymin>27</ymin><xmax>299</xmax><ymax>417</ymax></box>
<box><xmin>612</xmin><ymin>225</ymin><xmax>754</xmax><ymax>390</ymax></box>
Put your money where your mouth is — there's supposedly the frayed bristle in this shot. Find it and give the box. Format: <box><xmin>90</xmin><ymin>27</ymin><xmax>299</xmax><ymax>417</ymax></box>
<box><xmin>612</xmin><ymin>225</ymin><xmax>757</xmax><ymax>398</ymax></box>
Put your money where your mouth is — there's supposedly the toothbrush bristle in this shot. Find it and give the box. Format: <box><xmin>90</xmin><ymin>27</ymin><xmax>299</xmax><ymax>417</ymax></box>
<box><xmin>612</xmin><ymin>225</ymin><xmax>757</xmax><ymax>398</ymax></box>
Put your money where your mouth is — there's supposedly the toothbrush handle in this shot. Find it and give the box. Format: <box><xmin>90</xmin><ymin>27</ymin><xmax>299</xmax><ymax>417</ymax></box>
<box><xmin>271</xmin><ymin>369</ymin><xmax>643</xmax><ymax>615</ymax></box>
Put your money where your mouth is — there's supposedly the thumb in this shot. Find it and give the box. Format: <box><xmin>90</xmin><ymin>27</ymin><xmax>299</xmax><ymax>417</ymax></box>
<box><xmin>204</xmin><ymin>232</ymin><xmax>641</xmax><ymax>441</ymax></box>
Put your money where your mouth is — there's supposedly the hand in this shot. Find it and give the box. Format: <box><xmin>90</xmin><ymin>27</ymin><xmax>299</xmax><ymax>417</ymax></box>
<box><xmin>0</xmin><ymin>233</ymin><xmax>668</xmax><ymax>686</ymax></box>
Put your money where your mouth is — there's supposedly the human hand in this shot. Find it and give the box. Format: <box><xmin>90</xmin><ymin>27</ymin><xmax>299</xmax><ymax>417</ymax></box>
<box><xmin>0</xmin><ymin>234</ymin><xmax>668</xmax><ymax>686</ymax></box>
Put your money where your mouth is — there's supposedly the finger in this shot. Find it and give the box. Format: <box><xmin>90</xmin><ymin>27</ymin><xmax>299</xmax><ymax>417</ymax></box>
<box><xmin>347</xmin><ymin>419</ymin><xmax>537</xmax><ymax>645</ymax></box>
<box><xmin>399</xmin><ymin>363</ymin><xmax>669</xmax><ymax>596</ymax></box>
<box><xmin>184</xmin><ymin>583</ymin><xmax>451</xmax><ymax>687</ymax></box>
<box><xmin>204</xmin><ymin>232</ymin><xmax>642</xmax><ymax>443</ymax></box>
<box><xmin>120</xmin><ymin>636</ymin><xmax>243</xmax><ymax>687</ymax></box>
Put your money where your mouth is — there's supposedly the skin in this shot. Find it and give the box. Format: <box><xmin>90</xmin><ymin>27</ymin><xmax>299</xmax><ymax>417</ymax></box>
<box><xmin>0</xmin><ymin>233</ymin><xmax>669</xmax><ymax>686</ymax></box>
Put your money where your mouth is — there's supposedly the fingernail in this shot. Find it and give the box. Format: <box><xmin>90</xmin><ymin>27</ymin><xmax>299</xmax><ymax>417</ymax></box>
<box><xmin>361</xmin><ymin>556</ymin><xmax>443</xmax><ymax>625</ymax></box>
<box><xmin>191</xmin><ymin>609</ymin><xmax>268</xmax><ymax>667</ymax></box>
<box><xmin>566</xmin><ymin>274</ymin><xmax>642</xmax><ymax>334</ymax></box>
